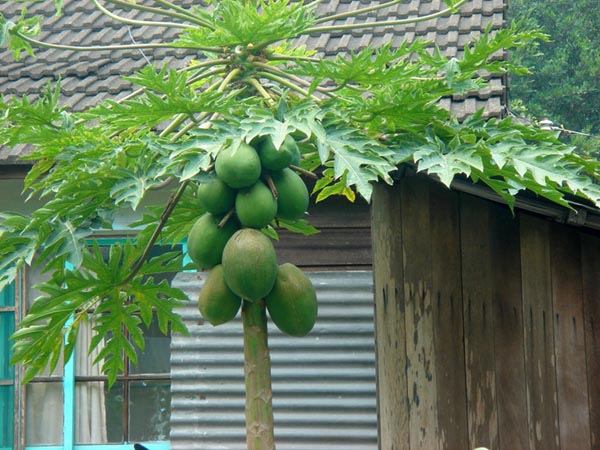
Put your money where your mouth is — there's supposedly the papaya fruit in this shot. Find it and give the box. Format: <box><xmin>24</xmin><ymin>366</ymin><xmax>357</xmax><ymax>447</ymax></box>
<box><xmin>235</xmin><ymin>180</ymin><xmax>277</xmax><ymax>229</ymax></box>
<box><xmin>271</xmin><ymin>168</ymin><xmax>309</xmax><ymax>221</ymax></box>
<box><xmin>215</xmin><ymin>142</ymin><xmax>261</xmax><ymax>188</ymax></box>
<box><xmin>265</xmin><ymin>263</ymin><xmax>318</xmax><ymax>337</ymax></box>
<box><xmin>187</xmin><ymin>213</ymin><xmax>238</xmax><ymax>269</ymax></box>
<box><xmin>198</xmin><ymin>265</ymin><xmax>242</xmax><ymax>326</ymax></box>
<box><xmin>221</xmin><ymin>228</ymin><xmax>278</xmax><ymax>302</ymax></box>
<box><xmin>257</xmin><ymin>135</ymin><xmax>298</xmax><ymax>171</ymax></box>
<box><xmin>197</xmin><ymin>174</ymin><xmax>236</xmax><ymax>215</ymax></box>
<box><xmin>289</xmin><ymin>142</ymin><xmax>302</xmax><ymax>167</ymax></box>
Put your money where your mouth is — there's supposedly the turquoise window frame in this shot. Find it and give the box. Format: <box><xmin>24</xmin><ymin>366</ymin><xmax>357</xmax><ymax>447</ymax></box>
<box><xmin>1</xmin><ymin>282</ymin><xmax>17</xmax><ymax>450</ymax></box>
<box><xmin>22</xmin><ymin>238</ymin><xmax>185</xmax><ymax>450</ymax></box>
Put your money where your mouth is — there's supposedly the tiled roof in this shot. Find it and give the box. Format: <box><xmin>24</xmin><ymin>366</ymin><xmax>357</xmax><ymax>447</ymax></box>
<box><xmin>0</xmin><ymin>0</ymin><xmax>506</xmax><ymax>163</ymax></box>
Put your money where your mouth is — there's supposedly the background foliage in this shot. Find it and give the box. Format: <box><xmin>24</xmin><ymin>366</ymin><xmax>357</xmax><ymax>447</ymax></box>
<box><xmin>508</xmin><ymin>0</ymin><xmax>600</xmax><ymax>155</ymax></box>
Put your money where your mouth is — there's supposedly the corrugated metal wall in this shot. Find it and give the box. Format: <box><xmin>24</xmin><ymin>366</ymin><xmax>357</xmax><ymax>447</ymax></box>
<box><xmin>170</xmin><ymin>270</ymin><xmax>377</xmax><ymax>450</ymax></box>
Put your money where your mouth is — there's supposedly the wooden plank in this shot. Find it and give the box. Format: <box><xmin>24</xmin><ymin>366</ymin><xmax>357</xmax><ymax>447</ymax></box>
<box><xmin>429</xmin><ymin>183</ymin><xmax>469</xmax><ymax>450</ymax></box>
<box><xmin>489</xmin><ymin>204</ymin><xmax>529</xmax><ymax>450</ymax></box>
<box><xmin>459</xmin><ymin>195</ymin><xmax>498</xmax><ymax>450</ymax></box>
<box><xmin>274</xmin><ymin>227</ymin><xmax>371</xmax><ymax>268</ymax></box>
<box><xmin>306</xmin><ymin>196</ymin><xmax>371</xmax><ymax>228</ymax></box>
<box><xmin>400</xmin><ymin>176</ymin><xmax>438</xmax><ymax>450</ymax></box>
<box><xmin>550</xmin><ymin>224</ymin><xmax>591</xmax><ymax>450</ymax></box>
<box><xmin>580</xmin><ymin>232</ymin><xmax>600</xmax><ymax>449</ymax></box>
<box><xmin>371</xmin><ymin>182</ymin><xmax>410</xmax><ymax>450</ymax></box>
<box><xmin>519</xmin><ymin>213</ymin><xmax>559</xmax><ymax>450</ymax></box>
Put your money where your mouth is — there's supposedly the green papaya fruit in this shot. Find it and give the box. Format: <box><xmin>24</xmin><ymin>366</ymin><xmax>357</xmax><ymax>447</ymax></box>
<box><xmin>271</xmin><ymin>168</ymin><xmax>309</xmax><ymax>220</ymax></box>
<box><xmin>265</xmin><ymin>263</ymin><xmax>318</xmax><ymax>337</ymax></box>
<box><xmin>197</xmin><ymin>174</ymin><xmax>236</xmax><ymax>215</ymax></box>
<box><xmin>235</xmin><ymin>180</ymin><xmax>277</xmax><ymax>229</ymax></box>
<box><xmin>187</xmin><ymin>213</ymin><xmax>238</xmax><ymax>269</ymax></box>
<box><xmin>257</xmin><ymin>135</ymin><xmax>298</xmax><ymax>171</ymax></box>
<box><xmin>198</xmin><ymin>265</ymin><xmax>242</xmax><ymax>326</ymax></box>
<box><xmin>215</xmin><ymin>142</ymin><xmax>262</xmax><ymax>188</ymax></box>
<box><xmin>221</xmin><ymin>228</ymin><xmax>278</xmax><ymax>302</ymax></box>
<box><xmin>289</xmin><ymin>142</ymin><xmax>302</xmax><ymax>167</ymax></box>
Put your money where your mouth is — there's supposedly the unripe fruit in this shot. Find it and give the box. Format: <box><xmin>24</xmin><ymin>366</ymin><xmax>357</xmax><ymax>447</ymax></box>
<box><xmin>257</xmin><ymin>135</ymin><xmax>298</xmax><ymax>171</ymax></box>
<box><xmin>222</xmin><ymin>229</ymin><xmax>278</xmax><ymax>302</ymax></box>
<box><xmin>198</xmin><ymin>265</ymin><xmax>242</xmax><ymax>326</ymax></box>
<box><xmin>187</xmin><ymin>213</ymin><xmax>238</xmax><ymax>269</ymax></box>
<box><xmin>235</xmin><ymin>180</ymin><xmax>277</xmax><ymax>229</ymax></box>
<box><xmin>215</xmin><ymin>142</ymin><xmax>261</xmax><ymax>188</ymax></box>
<box><xmin>197</xmin><ymin>175</ymin><xmax>236</xmax><ymax>215</ymax></box>
<box><xmin>271</xmin><ymin>168</ymin><xmax>309</xmax><ymax>221</ymax></box>
<box><xmin>266</xmin><ymin>263</ymin><xmax>318</xmax><ymax>337</ymax></box>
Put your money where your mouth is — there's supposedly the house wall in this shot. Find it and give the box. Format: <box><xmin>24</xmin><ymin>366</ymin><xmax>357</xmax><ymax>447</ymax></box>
<box><xmin>168</xmin><ymin>194</ymin><xmax>376</xmax><ymax>449</ymax></box>
<box><xmin>371</xmin><ymin>174</ymin><xmax>600</xmax><ymax>450</ymax></box>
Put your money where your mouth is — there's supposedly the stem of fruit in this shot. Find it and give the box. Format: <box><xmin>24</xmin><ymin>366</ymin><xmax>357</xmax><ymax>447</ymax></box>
<box><xmin>242</xmin><ymin>299</ymin><xmax>276</xmax><ymax>450</ymax></box>
<box><xmin>289</xmin><ymin>164</ymin><xmax>318</xmax><ymax>179</ymax></box>
<box><xmin>265</xmin><ymin>173</ymin><xmax>279</xmax><ymax>199</ymax></box>
<box><xmin>217</xmin><ymin>209</ymin><xmax>235</xmax><ymax>228</ymax></box>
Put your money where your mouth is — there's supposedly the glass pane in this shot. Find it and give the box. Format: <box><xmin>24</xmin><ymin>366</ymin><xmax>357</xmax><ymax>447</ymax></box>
<box><xmin>0</xmin><ymin>312</ymin><xmax>15</xmax><ymax>380</ymax></box>
<box><xmin>0</xmin><ymin>385</ymin><xmax>14</xmax><ymax>449</ymax></box>
<box><xmin>24</xmin><ymin>265</ymin><xmax>63</xmax><ymax>376</ymax></box>
<box><xmin>103</xmin><ymin>381</ymin><xmax>124</xmax><ymax>443</ymax></box>
<box><xmin>129</xmin><ymin>317</ymin><xmax>170</xmax><ymax>375</ymax></box>
<box><xmin>76</xmin><ymin>320</ymin><xmax>105</xmax><ymax>378</ymax></box>
<box><xmin>75</xmin><ymin>381</ymin><xmax>110</xmax><ymax>444</ymax></box>
<box><xmin>25</xmin><ymin>382</ymin><xmax>63</xmax><ymax>445</ymax></box>
<box><xmin>0</xmin><ymin>282</ymin><xmax>15</xmax><ymax>307</ymax></box>
<box><xmin>128</xmin><ymin>380</ymin><xmax>171</xmax><ymax>442</ymax></box>
<box><xmin>25</xmin><ymin>263</ymin><xmax>51</xmax><ymax>310</ymax></box>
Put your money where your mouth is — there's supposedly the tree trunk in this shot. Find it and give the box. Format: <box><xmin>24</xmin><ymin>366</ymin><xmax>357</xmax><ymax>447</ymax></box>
<box><xmin>242</xmin><ymin>299</ymin><xmax>276</xmax><ymax>450</ymax></box>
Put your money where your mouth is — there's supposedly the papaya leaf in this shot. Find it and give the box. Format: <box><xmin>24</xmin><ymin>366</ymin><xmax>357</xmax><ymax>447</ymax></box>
<box><xmin>276</xmin><ymin>218</ymin><xmax>319</xmax><ymax>236</ymax></box>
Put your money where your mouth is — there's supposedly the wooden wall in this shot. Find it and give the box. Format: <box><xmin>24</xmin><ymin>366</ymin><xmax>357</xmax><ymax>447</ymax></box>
<box><xmin>371</xmin><ymin>174</ymin><xmax>600</xmax><ymax>450</ymax></box>
<box><xmin>274</xmin><ymin>193</ymin><xmax>372</xmax><ymax>270</ymax></box>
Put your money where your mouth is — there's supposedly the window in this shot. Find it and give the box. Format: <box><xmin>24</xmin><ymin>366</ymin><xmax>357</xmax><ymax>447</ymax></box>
<box><xmin>20</xmin><ymin>240</ymin><xmax>178</xmax><ymax>450</ymax></box>
<box><xmin>1</xmin><ymin>282</ymin><xmax>17</xmax><ymax>450</ymax></box>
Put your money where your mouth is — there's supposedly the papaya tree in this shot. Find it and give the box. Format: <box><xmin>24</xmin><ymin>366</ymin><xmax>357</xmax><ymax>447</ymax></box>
<box><xmin>2</xmin><ymin>1</ymin><xmax>600</xmax><ymax>449</ymax></box>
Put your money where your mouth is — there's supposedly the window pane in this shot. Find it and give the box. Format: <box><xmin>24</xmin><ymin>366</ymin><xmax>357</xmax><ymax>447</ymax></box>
<box><xmin>75</xmin><ymin>381</ymin><xmax>110</xmax><ymax>444</ymax></box>
<box><xmin>130</xmin><ymin>317</ymin><xmax>171</xmax><ymax>375</ymax></box>
<box><xmin>25</xmin><ymin>382</ymin><xmax>63</xmax><ymax>445</ymax></box>
<box><xmin>0</xmin><ymin>282</ymin><xmax>14</xmax><ymax>307</ymax></box>
<box><xmin>0</xmin><ymin>312</ymin><xmax>15</xmax><ymax>380</ymax></box>
<box><xmin>128</xmin><ymin>380</ymin><xmax>171</xmax><ymax>442</ymax></box>
<box><xmin>103</xmin><ymin>381</ymin><xmax>124</xmax><ymax>443</ymax></box>
<box><xmin>25</xmin><ymin>263</ymin><xmax>51</xmax><ymax>310</ymax></box>
<box><xmin>0</xmin><ymin>385</ymin><xmax>14</xmax><ymax>449</ymax></box>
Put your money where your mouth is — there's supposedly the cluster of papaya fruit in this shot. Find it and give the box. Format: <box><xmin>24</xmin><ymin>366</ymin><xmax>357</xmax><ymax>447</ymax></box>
<box><xmin>187</xmin><ymin>135</ymin><xmax>318</xmax><ymax>337</ymax></box>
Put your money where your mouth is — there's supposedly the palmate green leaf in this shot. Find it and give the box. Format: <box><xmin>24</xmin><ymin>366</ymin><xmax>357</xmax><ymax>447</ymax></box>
<box><xmin>110</xmin><ymin>165</ymin><xmax>167</xmax><ymax>210</ymax></box>
<box><xmin>92</xmin><ymin>296</ymin><xmax>142</xmax><ymax>386</ymax></box>
<box><xmin>125</xmin><ymin>276</ymin><xmax>188</xmax><ymax>335</ymax></box>
<box><xmin>313</xmin><ymin>169</ymin><xmax>356</xmax><ymax>202</ymax></box>
<box><xmin>10</xmin><ymin>268</ymin><xmax>105</xmax><ymax>383</ymax></box>
<box><xmin>318</xmin><ymin>120</ymin><xmax>396</xmax><ymax>200</ymax></box>
<box><xmin>123</xmin><ymin>64</ymin><xmax>191</xmax><ymax>97</ymax></box>
<box><xmin>11</xmin><ymin>240</ymin><xmax>190</xmax><ymax>386</ymax></box>
<box><xmin>276</xmin><ymin>218</ymin><xmax>319</xmax><ymax>236</ymax></box>
<box><xmin>413</xmin><ymin>136</ymin><xmax>484</xmax><ymax>186</ymax></box>
<box><xmin>240</xmin><ymin>101</ymin><xmax>327</xmax><ymax>148</ymax></box>
<box><xmin>408</xmin><ymin>114</ymin><xmax>600</xmax><ymax>209</ymax></box>
<box><xmin>295</xmin><ymin>41</ymin><xmax>432</xmax><ymax>87</ymax></box>
<box><xmin>88</xmin><ymin>86</ymin><xmax>242</xmax><ymax>132</ymax></box>
<box><xmin>176</xmin><ymin>0</ymin><xmax>316</xmax><ymax>48</ymax></box>
<box><xmin>0</xmin><ymin>9</ymin><xmax>41</xmax><ymax>61</ymax></box>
